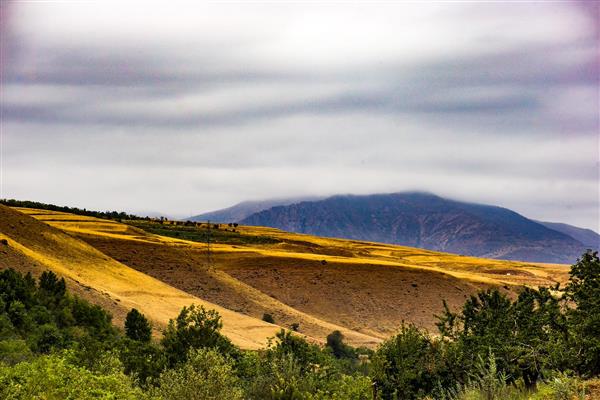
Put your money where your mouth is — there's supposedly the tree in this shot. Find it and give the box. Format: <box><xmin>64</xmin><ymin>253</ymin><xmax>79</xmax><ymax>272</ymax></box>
<box><xmin>161</xmin><ymin>305</ymin><xmax>235</xmax><ymax>367</ymax></box>
<box><xmin>564</xmin><ymin>250</ymin><xmax>600</xmax><ymax>375</ymax></box>
<box><xmin>437</xmin><ymin>290</ymin><xmax>514</xmax><ymax>380</ymax></box>
<box><xmin>262</xmin><ymin>313</ymin><xmax>275</xmax><ymax>324</ymax></box>
<box><xmin>120</xmin><ymin>340</ymin><xmax>166</xmax><ymax>384</ymax></box>
<box><xmin>371</xmin><ymin>324</ymin><xmax>445</xmax><ymax>400</ymax></box>
<box><xmin>124</xmin><ymin>308</ymin><xmax>152</xmax><ymax>342</ymax></box>
<box><xmin>511</xmin><ymin>286</ymin><xmax>567</xmax><ymax>389</ymax></box>
<box><xmin>269</xmin><ymin>329</ymin><xmax>323</xmax><ymax>373</ymax></box>
<box><xmin>38</xmin><ymin>271</ymin><xmax>66</xmax><ymax>300</ymax></box>
<box><xmin>326</xmin><ymin>330</ymin><xmax>355</xmax><ymax>360</ymax></box>
<box><xmin>437</xmin><ymin>287</ymin><xmax>569</xmax><ymax>390</ymax></box>
<box><xmin>149</xmin><ymin>348</ymin><xmax>243</xmax><ymax>400</ymax></box>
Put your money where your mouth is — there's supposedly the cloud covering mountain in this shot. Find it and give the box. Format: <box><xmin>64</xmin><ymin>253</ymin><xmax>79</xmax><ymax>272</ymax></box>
<box><xmin>2</xmin><ymin>2</ymin><xmax>598</xmax><ymax>230</ymax></box>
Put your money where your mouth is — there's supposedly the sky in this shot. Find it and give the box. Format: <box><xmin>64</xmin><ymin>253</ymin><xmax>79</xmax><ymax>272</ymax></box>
<box><xmin>1</xmin><ymin>1</ymin><xmax>598</xmax><ymax>230</ymax></box>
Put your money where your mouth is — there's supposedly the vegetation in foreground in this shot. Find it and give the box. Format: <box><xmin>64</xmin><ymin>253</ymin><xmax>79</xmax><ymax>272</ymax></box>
<box><xmin>0</xmin><ymin>251</ymin><xmax>599</xmax><ymax>399</ymax></box>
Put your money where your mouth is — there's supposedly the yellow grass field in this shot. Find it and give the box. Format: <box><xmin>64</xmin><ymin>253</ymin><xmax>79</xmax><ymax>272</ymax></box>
<box><xmin>2</xmin><ymin>206</ymin><xmax>571</xmax><ymax>348</ymax></box>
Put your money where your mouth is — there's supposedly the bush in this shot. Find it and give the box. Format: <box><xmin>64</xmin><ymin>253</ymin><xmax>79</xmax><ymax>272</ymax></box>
<box><xmin>263</xmin><ymin>313</ymin><xmax>275</xmax><ymax>324</ymax></box>
<box><xmin>0</xmin><ymin>339</ymin><xmax>33</xmax><ymax>365</ymax></box>
<box><xmin>0</xmin><ymin>352</ymin><xmax>146</xmax><ymax>400</ymax></box>
<box><xmin>149</xmin><ymin>347</ymin><xmax>243</xmax><ymax>400</ymax></box>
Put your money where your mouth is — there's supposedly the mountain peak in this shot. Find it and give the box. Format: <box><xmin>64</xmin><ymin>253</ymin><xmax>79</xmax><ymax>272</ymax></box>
<box><xmin>239</xmin><ymin>192</ymin><xmax>591</xmax><ymax>264</ymax></box>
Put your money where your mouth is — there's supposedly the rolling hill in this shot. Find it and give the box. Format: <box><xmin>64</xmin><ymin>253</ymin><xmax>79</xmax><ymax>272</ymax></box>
<box><xmin>240</xmin><ymin>192</ymin><xmax>591</xmax><ymax>263</ymax></box>
<box><xmin>0</xmin><ymin>204</ymin><xmax>284</xmax><ymax>349</ymax></box>
<box><xmin>1</xmin><ymin>204</ymin><xmax>572</xmax><ymax>349</ymax></box>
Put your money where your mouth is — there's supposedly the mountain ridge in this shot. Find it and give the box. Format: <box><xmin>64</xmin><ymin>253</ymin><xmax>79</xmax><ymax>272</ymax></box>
<box><xmin>188</xmin><ymin>196</ymin><xmax>324</xmax><ymax>223</ymax></box>
<box><xmin>238</xmin><ymin>192</ymin><xmax>591</xmax><ymax>263</ymax></box>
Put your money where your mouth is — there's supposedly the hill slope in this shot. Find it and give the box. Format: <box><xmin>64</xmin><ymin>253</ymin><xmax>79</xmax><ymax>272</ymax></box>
<box><xmin>12</xmin><ymin>206</ymin><xmax>572</xmax><ymax>344</ymax></box>
<box><xmin>241</xmin><ymin>192</ymin><xmax>588</xmax><ymax>263</ymax></box>
<box><xmin>0</xmin><ymin>205</ymin><xmax>285</xmax><ymax>349</ymax></box>
<box><xmin>8</xmin><ymin>207</ymin><xmax>381</xmax><ymax>347</ymax></box>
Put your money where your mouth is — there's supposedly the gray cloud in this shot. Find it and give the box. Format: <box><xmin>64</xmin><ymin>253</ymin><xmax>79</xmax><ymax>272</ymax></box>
<box><xmin>1</xmin><ymin>1</ymin><xmax>598</xmax><ymax>230</ymax></box>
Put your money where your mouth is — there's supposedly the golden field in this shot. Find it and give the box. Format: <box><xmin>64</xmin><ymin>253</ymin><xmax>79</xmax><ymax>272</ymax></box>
<box><xmin>1</xmin><ymin>206</ymin><xmax>571</xmax><ymax>348</ymax></box>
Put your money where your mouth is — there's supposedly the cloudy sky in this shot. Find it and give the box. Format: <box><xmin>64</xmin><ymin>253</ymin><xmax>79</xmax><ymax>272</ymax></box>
<box><xmin>1</xmin><ymin>1</ymin><xmax>598</xmax><ymax>229</ymax></box>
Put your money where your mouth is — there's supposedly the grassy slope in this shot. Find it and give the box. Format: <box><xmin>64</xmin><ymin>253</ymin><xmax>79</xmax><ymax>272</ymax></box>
<box><xmin>11</xmin><ymin>207</ymin><xmax>570</xmax><ymax>345</ymax></box>
<box><xmin>0</xmin><ymin>205</ymin><xmax>289</xmax><ymax>349</ymax></box>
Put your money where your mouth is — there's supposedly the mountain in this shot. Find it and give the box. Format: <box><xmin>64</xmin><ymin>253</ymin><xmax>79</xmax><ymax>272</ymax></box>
<box><xmin>188</xmin><ymin>196</ymin><xmax>322</xmax><ymax>222</ymax></box>
<box><xmin>241</xmin><ymin>192</ymin><xmax>591</xmax><ymax>264</ymax></box>
<box><xmin>537</xmin><ymin>221</ymin><xmax>600</xmax><ymax>250</ymax></box>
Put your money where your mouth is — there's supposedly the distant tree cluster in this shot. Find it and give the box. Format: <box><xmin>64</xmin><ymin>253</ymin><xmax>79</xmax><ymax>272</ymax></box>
<box><xmin>0</xmin><ymin>199</ymin><xmax>141</xmax><ymax>221</ymax></box>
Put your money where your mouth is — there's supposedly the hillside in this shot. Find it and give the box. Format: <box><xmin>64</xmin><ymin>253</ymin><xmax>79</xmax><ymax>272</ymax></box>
<box><xmin>240</xmin><ymin>192</ymin><xmax>589</xmax><ymax>263</ymax></box>
<box><xmin>0</xmin><ymin>204</ymin><xmax>285</xmax><ymax>349</ymax></box>
<box><xmin>3</xmin><ymin>205</ymin><xmax>571</xmax><ymax>347</ymax></box>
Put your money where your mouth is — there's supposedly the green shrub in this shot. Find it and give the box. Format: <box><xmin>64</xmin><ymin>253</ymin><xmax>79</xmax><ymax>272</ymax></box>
<box><xmin>0</xmin><ymin>352</ymin><xmax>146</xmax><ymax>400</ymax></box>
<box><xmin>149</xmin><ymin>347</ymin><xmax>243</xmax><ymax>400</ymax></box>
<box><xmin>0</xmin><ymin>339</ymin><xmax>32</xmax><ymax>365</ymax></box>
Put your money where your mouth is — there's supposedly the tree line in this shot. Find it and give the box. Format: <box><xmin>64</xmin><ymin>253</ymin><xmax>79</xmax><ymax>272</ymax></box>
<box><xmin>0</xmin><ymin>198</ymin><xmax>142</xmax><ymax>221</ymax></box>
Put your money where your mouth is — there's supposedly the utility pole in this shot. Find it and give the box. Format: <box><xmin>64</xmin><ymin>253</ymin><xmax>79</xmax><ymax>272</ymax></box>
<box><xmin>206</xmin><ymin>219</ymin><xmax>212</xmax><ymax>270</ymax></box>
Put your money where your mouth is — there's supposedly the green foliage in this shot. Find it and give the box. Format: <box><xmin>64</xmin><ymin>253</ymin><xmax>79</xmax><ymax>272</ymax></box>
<box><xmin>564</xmin><ymin>250</ymin><xmax>600</xmax><ymax>375</ymax></box>
<box><xmin>443</xmin><ymin>366</ymin><xmax>586</xmax><ymax>400</ymax></box>
<box><xmin>38</xmin><ymin>270</ymin><xmax>66</xmax><ymax>301</ymax></box>
<box><xmin>244</xmin><ymin>352</ymin><xmax>314</xmax><ymax>399</ymax></box>
<box><xmin>125</xmin><ymin>308</ymin><xmax>152</xmax><ymax>342</ymax></box>
<box><xmin>371</xmin><ymin>324</ymin><xmax>451</xmax><ymax>400</ymax></box>
<box><xmin>120</xmin><ymin>339</ymin><xmax>166</xmax><ymax>385</ymax></box>
<box><xmin>437</xmin><ymin>287</ymin><xmax>569</xmax><ymax>389</ymax></box>
<box><xmin>0</xmin><ymin>352</ymin><xmax>147</xmax><ymax>400</ymax></box>
<box><xmin>0</xmin><ymin>269</ymin><xmax>118</xmax><ymax>358</ymax></box>
<box><xmin>311</xmin><ymin>374</ymin><xmax>372</xmax><ymax>400</ymax></box>
<box><xmin>161</xmin><ymin>304</ymin><xmax>236</xmax><ymax>367</ymax></box>
<box><xmin>1</xmin><ymin>250</ymin><xmax>598</xmax><ymax>399</ymax></box>
<box><xmin>0</xmin><ymin>339</ymin><xmax>33</xmax><ymax>365</ymax></box>
<box><xmin>326</xmin><ymin>330</ymin><xmax>356</xmax><ymax>360</ymax></box>
<box><xmin>149</xmin><ymin>347</ymin><xmax>243</xmax><ymax>400</ymax></box>
<box><xmin>270</xmin><ymin>329</ymin><xmax>325</xmax><ymax>372</ymax></box>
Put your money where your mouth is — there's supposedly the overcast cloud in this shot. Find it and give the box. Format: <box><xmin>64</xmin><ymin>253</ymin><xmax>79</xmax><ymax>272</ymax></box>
<box><xmin>1</xmin><ymin>1</ymin><xmax>598</xmax><ymax>230</ymax></box>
